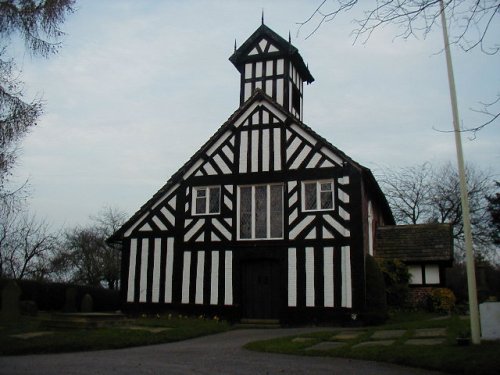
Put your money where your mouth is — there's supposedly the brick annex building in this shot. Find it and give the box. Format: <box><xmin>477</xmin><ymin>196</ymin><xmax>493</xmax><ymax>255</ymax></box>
<box><xmin>109</xmin><ymin>23</ymin><xmax>453</xmax><ymax>324</ymax></box>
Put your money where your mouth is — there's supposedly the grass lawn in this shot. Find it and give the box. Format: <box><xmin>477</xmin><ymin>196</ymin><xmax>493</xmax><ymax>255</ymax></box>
<box><xmin>0</xmin><ymin>313</ymin><xmax>229</xmax><ymax>355</ymax></box>
<box><xmin>245</xmin><ymin>311</ymin><xmax>500</xmax><ymax>375</ymax></box>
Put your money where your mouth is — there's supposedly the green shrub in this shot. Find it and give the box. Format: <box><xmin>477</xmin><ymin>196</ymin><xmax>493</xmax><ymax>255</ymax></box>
<box><xmin>364</xmin><ymin>254</ymin><xmax>388</xmax><ymax>324</ymax></box>
<box><xmin>427</xmin><ymin>288</ymin><xmax>456</xmax><ymax>313</ymax></box>
<box><xmin>376</xmin><ymin>258</ymin><xmax>410</xmax><ymax>307</ymax></box>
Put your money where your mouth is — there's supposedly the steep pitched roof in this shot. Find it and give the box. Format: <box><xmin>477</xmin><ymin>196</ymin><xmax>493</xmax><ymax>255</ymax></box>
<box><xmin>229</xmin><ymin>23</ymin><xmax>314</xmax><ymax>83</ymax></box>
<box><xmin>108</xmin><ymin>88</ymin><xmax>394</xmax><ymax>243</ymax></box>
<box><xmin>375</xmin><ymin>224</ymin><xmax>454</xmax><ymax>264</ymax></box>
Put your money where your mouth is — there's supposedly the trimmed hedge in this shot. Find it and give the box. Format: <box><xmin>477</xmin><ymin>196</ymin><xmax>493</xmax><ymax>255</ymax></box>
<box><xmin>363</xmin><ymin>254</ymin><xmax>388</xmax><ymax>324</ymax></box>
<box><xmin>0</xmin><ymin>279</ymin><xmax>120</xmax><ymax>312</ymax></box>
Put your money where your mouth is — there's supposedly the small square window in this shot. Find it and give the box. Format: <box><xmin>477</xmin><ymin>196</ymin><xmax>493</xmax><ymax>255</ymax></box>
<box><xmin>192</xmin><ymin>186</ymin><xmax>220</xmax><ymax>215</ymax></box>
<box><xmin>302</xmin><ymin>180</ymin><xmax>334</xmax><ymax>212</ymax></box>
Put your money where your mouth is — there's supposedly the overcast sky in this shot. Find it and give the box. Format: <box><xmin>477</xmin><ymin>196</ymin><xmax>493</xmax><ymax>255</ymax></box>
<box><xmin>10</xmin><ymin>0</ymin><xmax>500</xmax><ymax>229</ymax></box>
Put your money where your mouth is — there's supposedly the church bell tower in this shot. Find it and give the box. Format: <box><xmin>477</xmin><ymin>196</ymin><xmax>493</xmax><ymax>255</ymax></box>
<box><xmin>229</xmin><ymin>23</ymin><xmax>314</xmax><ymax>122</ymax></box>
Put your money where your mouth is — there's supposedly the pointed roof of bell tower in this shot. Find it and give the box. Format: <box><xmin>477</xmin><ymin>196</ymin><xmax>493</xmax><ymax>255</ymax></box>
<box><xmin>229</xmin><ymin>23</ymin><xmax>314</xmax><ymax>83</ymax></box>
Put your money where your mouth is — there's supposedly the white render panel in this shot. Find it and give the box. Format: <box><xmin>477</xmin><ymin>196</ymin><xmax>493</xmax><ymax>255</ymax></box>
<box><xmin>213</xmin><ymin>154</ymin><xmax>231</xmax><ymax>174</ymax></box>
<box><xmin>255</xmin><ymin>81</ymin><xmax>262</xmax><ymax>90</ymax></box>
<box><xmin>239</xmin><ymin>130</ymin><xmax>248</xmax><ymax>173</ymax></box>
<box><xmin>251</xmin><ymin>130</ymin><xmax>259</xmax><ymax>173</ymax></box>
<box><xmin>286</xmin><ymin>137</ymin><xmax>302</xmax><ymax>161</ymax></box>
<box><xmin>266</xmin><ymin>60</ymin><xmax>273</xmax><ymax>76</ymax></box>
<box><xmin>324</xmin><ymin>247</ymin><xmax>334</xmax><ymax>307</ymax></box>
<box><xmin>160</xmin><ymin>206</ymin><xmax>175</xmax><ymax>226</ymax></box>
<box><xmin>268</xmin><ymin>43</ymin><xmax>278</xmax><ymax>52</ymax></box>
<box><xmin>139</xmin><ymin>238</ymin><xmax>149</xmax><ymax>303</ymax></box>
<box><xmin>255</xmin><ymin>61</ymin><xmax>263</xmax><ymax>77</ymax></box>
<box><xmin>195</xmin><ymin>251</ymin><xmax>205</xmax><ymax>304</ymax></box>
<box><xmin>181</xmin><ymin>251</ymin><xmax>191</xmax><ymax>304</ymax></box>
<box><xmin>265</xmin><ymin>79</ymin><xmax>273</xmax><ymax>97</ymax></box>
<box><xmin>152</xmin><ymin>215</ymin><xmax>168</xmax><ymax>231</ymax></box>
<box><xmin>151</xmin><ymin>184</ymin><xmax>179</xmax><ymax>210</ymax></box>
<box><xmin>213</xmin><ymin>218</ymin><xmax>231</xmax><ymax>241</ymax></box>
<box><xmin>324</xmin><ymin>215</ymin><xmax>350</xmax><ymax>237</ymax></box>
<box><xmin>305</xmin><ymin>247</ymin><xmax>315</xmax><ymax>307</ymax></box>
<box><xmin>139</xmin><ymin>223</ymin><xmax>153</xmax><ymax>232</ymax></box>
<box><xmin>207</xmin><ymin>131</ymin><xmax>231</xmax><ymax>156</ymax></box>
<box><xmin>273</xmin><ymin>128</ymin><xmax>281</xmax><ymax>171</ymax></box>
<box><xmin>338</xmin><ymin>188</ymin><xmax>350</xmax><ymax>204</ymax></box>
<box><xmin>341</xmin><ymin>246</ymin><xmax>352</xmax><ymax>308</ymax></box>
<box><xmin>320</xmin><ymin>159</ymin><xmax>334</xmax><ymax>168</ymax></box>
<box><xmin>276</xmin><ymin>79</ymin><xmax>284</xmax><ymax>105</ymax></box>
<box><xmin>288</xmin><ymin>248</ymin><xmax>297</xmax><ymax>307</ymax></box>
<box><xmin>248</xmin><ymin>47</ymin><xmax>258</xmax><ymax>55</ymax></box>
<box><xmin>203</xmin><ymin>162</ymin><xmax>217</xmax><ymax>176</ymax></box>
<box><xmin>338</xmin><ymin>176</ymin><xmax>350</xmax><ymax>185</ymax></box>
<box><xmin>289</xmin><ymin>208</ymin><xmax>298</xmax><ymax>224</ymax></box>
<box><xmin>425</xmin><ymin>265</ymin><xmax>440</xmax><ymax>284</ymax></box>
<box><xmin>245</xmin><ymin>63</ymin><xmax>252</xmax><ymax>78</ymax></box>
<box><xmin>224</xmin><ymin>195</ymin><xmax>232</xmax><ymax>211</ymax></box>
<box><xmin>339</xmin><ymin>206</ymin><xmax>351</xmax><ymax>221</ymax></box>
<box><xmin>211</xmin><ymin>232</ymin><xmax>220</xmax><ymax>242</ymax></box>
<box><xmin>124</xmin><ymin>213</ymin><xmax>148</xmax><ymax>238</ymax></box>
<box><xmin>252</xmin><ymin>111</ymin><xmax>259</xmax><ymax>125</ymax></box>
<box><xmin>262</xmin><ymin>109</ymin><xmax>270</xmax><ymax>124</ymax></box>
<box><xmin>289</xmin><ymin>190</ymin><xmax>298</xmax><ymax>207</ymax></box>
<box><xmin>306</xmin><ymin>153</ymin><xmax>322</xmax><ymax>168</ymax></box>
<box><xmin>165</xmin><ymin>237</ymin><xmax>174</xmax><ymax>303</ymax></box>
<box><xmin>290</xmin><ymin>144</ymin><xmax>312</xmax><ymax>169</ymax></box>
<box><xmin>305</xmin><ymin>227</ymin><xmax>317</xmax><ymax>240</ymax></box>
<box><xmin>221</xmin><ymin>145</ymin><xmax>233</xmax><ymax>162</ymax></box>
<box><xmin>258</xmin><ymin>38</ymin><xmax>267</xmax><ymax>51</ymax></box>
<box><xmin>409</xmin><ymin>265</ymin><xmax>422</xmax><ymax>284</ymax></box>
<box><xmin>322</xmin><ymin>226</ymin><xmax>334</xmax><ymax>239</ymax></box>
<box><xmin>244</xmin><ymin>82</ymin><xmax>252</xmax><ymax>101</ymax></box>
<box><xmin>321</xmin><ymin>147</ymin><xmax>343</xmax><ymax>165</ymax></box>
<box><xmin>289</xmin><ymin>215</ymin><xmax>314</xmax><ymax>239</ymax></box>
<box><xmin>277</xmin><ymin>59</ymin><xmax>284</xmax><ymax>74</ymax></box>
<box><xmin>183</xmin><ymin>159</ymin><xmax>203</xmax><ymax>180</ymax></box>
<box><xmin>184</xmin><ymin>218</ymin><xmax>205</xmax><ymax>242</ymax></box>
<box><xmin>152</xmin><ymin>238</ymin><xmax>162</xmax><ymax>303</ymax></box>
<box><xmin>262</xmin><ymin>129</ymin><xmax>270</xmax><ymax>172</ymax></box>
<box><xmin>290</xmin><ymin>124</ymin><xmax>317</xmax><ymax>146</ymax></box>
<box><xmin>225</xmin><ymin>251</ymin><xmax>233</xmax><ymax>305</ymax></box>
<box><xmin>210</xmin><ymin>251</ymin><xmax>219</xmax><ymax>305</ymax></box>
<box><xmin>127</xmin><ymin>239</ymin><xmax>138</xmax><ymax>302</ymax></box>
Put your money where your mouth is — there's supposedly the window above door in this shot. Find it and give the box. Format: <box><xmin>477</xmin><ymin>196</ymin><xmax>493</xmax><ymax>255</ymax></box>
<box><xmin>302</xmin><ymin>180</ymin><xmax>334</xmax><ymax>212</ymax></box>
<box><xmin>192</xmin><ymin>186</ymin><xmax>221</xmax><ymax>215</ymax></box>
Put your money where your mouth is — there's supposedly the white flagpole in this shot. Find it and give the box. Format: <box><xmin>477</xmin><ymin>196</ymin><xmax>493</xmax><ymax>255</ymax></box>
<box><xmin>439</xmin><ymin>0</ymin><xmax>481</xmax><ymax>344</ymax></box>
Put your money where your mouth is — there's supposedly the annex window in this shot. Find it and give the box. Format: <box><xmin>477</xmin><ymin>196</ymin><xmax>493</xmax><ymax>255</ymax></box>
<box><xmin>192</xmin><ymin>186</ymin><xmax>220</xmax><ymax>215</ymax></box>
<box><xmin>302</xmin><ymin>180</ymin><xmax>334</xmax><ymax>211</ymax></box>
<box><xmin>238</xmin><ymin>184</ymin><xmax>283</xmax><ymax>240</ymax></box>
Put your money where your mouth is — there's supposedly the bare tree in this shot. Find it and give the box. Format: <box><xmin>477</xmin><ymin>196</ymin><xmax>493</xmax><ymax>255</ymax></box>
<box><xmin>378</xmin><ymin>162</ymin><xmax>496</xmax><ymax>259</ymax></box>
<box><xmin>298</xmin><ymin>1</ymin><xmax>500</xmax><ymax>131</ymax></box>
<box><xmin>0</xmin><ymin>207</ymin><xmax>58</xmax><ymax>280</ymax></box>
<box><xmin>379</xmin><ymin>162</ymin><xmax>434</xmax><ymax>224</ymax></box>
<box><xmin>53</xmin><ymin>207</ymin><xmax>126</xmax><ymax>289</ymax></box>
<box><xmin>0</xmin><ymin>0</ymin><xmax>74</xmax><ymax>187</ymax></box>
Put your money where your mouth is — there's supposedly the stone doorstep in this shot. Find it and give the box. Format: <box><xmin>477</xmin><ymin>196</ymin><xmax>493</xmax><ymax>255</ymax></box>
<box><xmin>305</xmin><ymin>341</ymin><xmax>346</xmax><ymax>351</ymax></box>
<box><xmin>371</xmin><ymin>330</ymin><xmax>406</xmax><ymax>339</ymax></box>
<box><xmin>291</xmin><ymin>337</ymin><xmax>316</xmax><ymax>343</ymax></box>
<box><xmin>330</xmin><ymin>331</ymin><xmax>367</xmax><ymax>340</ymax></box>
<box><xmin>10</xmin><ymin>331</ymin><xmax>53</xmax><ymax>340</ymax></box>
<box><xmin>414</xmin><ymin>328</ymin><xmax>447</xmax><ymax>338</ymax></box>
<box><xmin>405</xmin><ymin>338</ymin><xmax>446</xmax><ymax>346</ymax></box>
<box><xmin>124</xmin><ymin>326</ymin><xmax>171</xmax><ymax>334</ymax></box>
<box><xmin>352</xmin><ymin>340</ymin><xmax>394</xmax><ymax>348</ymax></box>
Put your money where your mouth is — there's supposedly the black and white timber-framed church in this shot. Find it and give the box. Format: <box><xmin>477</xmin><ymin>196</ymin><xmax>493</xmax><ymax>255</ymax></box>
<box><xmin>109</xmin><ymin>23</ymin><xmax>424</xmax><ymax>324</ymax></box>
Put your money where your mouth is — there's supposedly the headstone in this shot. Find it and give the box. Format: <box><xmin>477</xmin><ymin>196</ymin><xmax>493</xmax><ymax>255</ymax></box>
<box><xmin>480</xmin><ymin>302</ymin><xmax>500</xmax><ymax>340</ymax></box>
<box><xmin>81</xmin><ymin>293</ymin><xmax>93</xmax><ymax>313</ymax></box>
<box><xmin>1</xmin><ymin>280</ymin><xmax>21</xmax><ymax>321</ymax></box>
<box><xmin>63</xmin><ymin>287</ymin><xmax>77</xmax><ymax>313</ymax></box>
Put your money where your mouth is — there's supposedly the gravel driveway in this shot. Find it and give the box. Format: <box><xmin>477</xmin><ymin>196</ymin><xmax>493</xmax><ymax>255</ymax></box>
<box><xmin>0</xmin><ymin>328</ymin><xmax>444</xmax><ymax>374</ymax></box>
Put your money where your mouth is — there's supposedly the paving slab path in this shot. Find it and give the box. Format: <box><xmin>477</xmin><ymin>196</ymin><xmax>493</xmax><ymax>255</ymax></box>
<box><xmin>0</xmin><ymin>328</ymin><xmax>445</xmax><ymax>375</ymax></box>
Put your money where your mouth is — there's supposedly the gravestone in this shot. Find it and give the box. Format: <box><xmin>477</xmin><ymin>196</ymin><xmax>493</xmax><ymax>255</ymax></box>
<box><xmin>480</xmin><ymin>302</ymin><xmax>500</xmax><ymax>340</ymax></box>
<box><xmin>63</xmin><ymin>287</ymin><xmax>77</xmax><ymax>313</ymax></box>
<box><xmin>1</xmin><ymin>280</ymin><xmax>21</xmax><ymax>321</ymax></box>
<box><xmin>81</xmin><ymin>293</ymin><xmax>93</xmax><ymax>313</ymax></box>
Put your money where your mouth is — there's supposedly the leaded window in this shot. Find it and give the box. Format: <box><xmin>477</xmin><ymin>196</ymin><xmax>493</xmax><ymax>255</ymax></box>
<box><xmin>238</xmin><ymin>184</ymin><xmax>283</xmax><ymax>239</ymax></box>
<box><xmin>193</xmin><ymin>186</ymin><xmax>220</xmax><ymax>215</ymax></box>
<box><xmin>302</xmin><ymin>180</ymin><xmax>334</xmax><ymax>211</ymax></box>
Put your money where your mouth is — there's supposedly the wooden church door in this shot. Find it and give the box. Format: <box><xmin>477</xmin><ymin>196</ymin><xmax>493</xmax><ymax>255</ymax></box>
<box><xmin>241</xmin><ymin>259</ymin><xmax>281</xmax><ymax>319</ymax></box>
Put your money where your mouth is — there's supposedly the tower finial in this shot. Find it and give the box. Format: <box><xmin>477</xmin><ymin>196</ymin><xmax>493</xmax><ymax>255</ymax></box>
<box><xmin>261</xmin><ymin>9</ymin><xmax>264</xmax><ymax>25</ymax></box>
<box><xmin>288</xmin><ymin>31</ymin><xmax>291</xmax><ymax>44</ymax></box>
<box><xmin>234</xmin><ymin>39</ymin><xmax>237</xmax><ymax>52</ymax></box>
